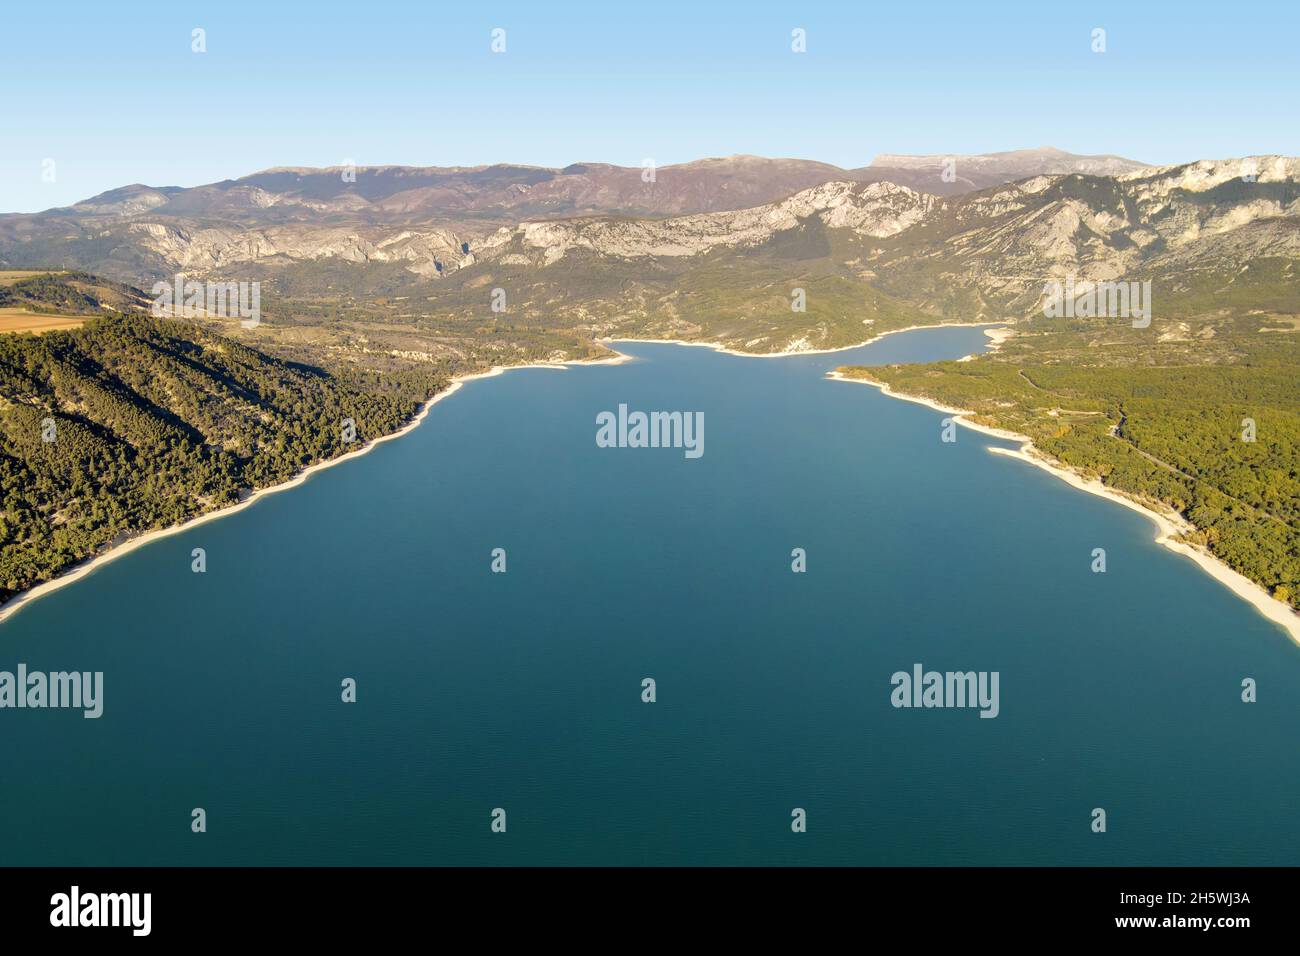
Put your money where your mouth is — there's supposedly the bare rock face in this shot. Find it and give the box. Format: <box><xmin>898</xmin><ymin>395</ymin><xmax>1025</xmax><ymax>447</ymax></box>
<box><xmin>484</xmin><ymin>180</ymin><xmax>937</xmax><ymax>266</ymax></box>
<box><xmin>872</xmin><ymin>155</ymin><xmax>1300</xmax><ymax>316</ymax></box>
<box><xmin>127</xmin><ymin>222</ymin><xmax>471</xmax><ymax>276</ymax></box>
<box><xmin>477</xmin><ymin>157</ymin><xmax>1297</xmax><ymax>282</ymax></box>
<box><xmin>1119</xmin><ymin>156</ymin><xmax>1300</xmax><ymax>192</ymax></box>
<box><xmin>1</xmin><ymin>153</ymin><xmax>1295</xmax><ymax>314</ymax></box>
<box><xmin>871</xmin><ymin>146</ymin><xmax>1150</xmax><ymax>180</ymax></box>
<box><xmin>70</xmin><ymin>185</ymin><xmax>175</xmax><ymax>217</ymax></box>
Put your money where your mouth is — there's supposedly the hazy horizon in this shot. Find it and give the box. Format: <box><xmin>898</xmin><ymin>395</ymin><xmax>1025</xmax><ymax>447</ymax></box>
<box><xmin>3</xmin><ymin>145</ymin><xmax>1170</xmax><ymax>213</ymax></box>
<box><xmin>4</xmin><ymin>0</ymin><xmax>1297</xmax><ymax>212</ymax></box>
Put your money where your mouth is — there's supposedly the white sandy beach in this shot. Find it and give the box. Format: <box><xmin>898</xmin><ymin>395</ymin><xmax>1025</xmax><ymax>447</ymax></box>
<box><xmin>605</xmin><ymin>320</ymin><xmax>1008</xmax><ymax>359</ymax></box>
<box><xmin>0</xmin><ymin>351</ymin><xmax>630</xmax><ymax>628</ymax></box>
<box><xmin>0</xmin><ymin>324</ymin><xmax>1005</xmax><ymax>626</ymax></box>
<box><xmin>958</xmin><ymin>327</ymin><xmax>1016</xmax><ymax>361</ymax></box>
<box><xmin>4</xmin><ymin>325</ymin><xmax>998</xmax><ymax>627</ymax></box>
<box><xmin>827</xmin><ymin>370</ymin><xmax>1300</xmax><ymax>645</ymax></box>
<box><xmin>12</xmin><ymin>320</ymin><xmax>1295</xmax><ymax>648</ymax></box>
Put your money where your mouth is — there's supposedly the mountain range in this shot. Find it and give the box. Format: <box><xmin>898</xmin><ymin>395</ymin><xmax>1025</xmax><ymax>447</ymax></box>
<box><xmin>21</xmin><ymin>146</ymin><xmax>1150</xmax><ymax>222</ymax></box>
<box><xmin>1</xmin><ymin>146</ymin><xmax>1297</xmax><ymax>626</ymax></box>
<box><xmin>3</xmin><ymin>149</ymin><xmax>1292</xmax><ymax>328</ymax></box>
<box><xmin>0</xmin><ymin>147</ymin><xmax>1158</xmax><ymax>286</ymax></box>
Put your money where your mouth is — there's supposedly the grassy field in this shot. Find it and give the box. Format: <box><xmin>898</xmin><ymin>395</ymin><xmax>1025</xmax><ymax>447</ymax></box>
<box><xmin>0</xmin><ymin>270</ymin><xmax>149</xmax><ymax>334</ymax></box>
<box><xmin>0</xmin><ymin>306</ymin><xmax>89</xmax><ymax>334</ymax></box>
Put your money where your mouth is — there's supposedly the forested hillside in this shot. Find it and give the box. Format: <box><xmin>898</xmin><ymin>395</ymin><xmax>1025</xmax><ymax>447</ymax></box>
<box><xmin>840</xmin><ymin>317</ymin><xmax>1300</xmax><ymax>609</ymax></box>
<box><xmin>0</xmin><ymin>308</ymin><xmax>443</xmax><ymax>602</ymax></box>
<box><xmin>0</xmin><ymin>270</ymin><xmax>151</xmax><ymax>314</ymax></box>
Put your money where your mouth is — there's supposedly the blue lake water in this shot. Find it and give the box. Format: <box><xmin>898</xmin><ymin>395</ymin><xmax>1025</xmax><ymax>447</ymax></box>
<box><xmin>2</xmin><ymin>326</ymin><xmax>1297</xmax><ymax>865</ymax></box>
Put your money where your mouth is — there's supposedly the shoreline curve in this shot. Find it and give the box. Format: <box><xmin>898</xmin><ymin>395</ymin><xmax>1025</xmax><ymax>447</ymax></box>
<box><xmin>826</xmin><ymin>370</ymin><xmax>1300</xmax><ymax>646</ymax></box>
<box><xmin>0</xmin><ymin>352</ymin><xmax>630</xmax><ymax>629</ymax></box>
<box><xmin>0</xmin><ymin>323</ymin><xmax>1002</xmax><ymax>628</ymax></box>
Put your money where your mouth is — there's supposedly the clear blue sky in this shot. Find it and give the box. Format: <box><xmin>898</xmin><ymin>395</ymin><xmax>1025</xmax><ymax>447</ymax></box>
<box><xmin>3</xmin><ymin>0</ymin><xmax>1296</xmax><ymax>212</ymax></box>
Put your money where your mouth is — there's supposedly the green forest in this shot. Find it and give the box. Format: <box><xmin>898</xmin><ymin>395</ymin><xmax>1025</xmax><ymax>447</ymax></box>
<box><xmin>840</xmin><ymin>318</ymin><xmax>1300</xmax><ymax>608</ymax></box>
<box><xmin>0</xmin><ymin>309</ymin><xmax>443</xmax><ymax>602</ymax></box>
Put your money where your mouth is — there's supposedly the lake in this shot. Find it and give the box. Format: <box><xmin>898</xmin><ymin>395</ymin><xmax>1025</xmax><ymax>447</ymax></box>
<box><xmin>2</xmin><ymin>325</ymin><xmax>1297</xmax><ymax>865</ymax></box>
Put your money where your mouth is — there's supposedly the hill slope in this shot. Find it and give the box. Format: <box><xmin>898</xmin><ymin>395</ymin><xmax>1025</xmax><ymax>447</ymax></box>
<box><xmin>0</xmin><ymin>278</ymin><xmax>442</xmax><ymax>602</ymax></box>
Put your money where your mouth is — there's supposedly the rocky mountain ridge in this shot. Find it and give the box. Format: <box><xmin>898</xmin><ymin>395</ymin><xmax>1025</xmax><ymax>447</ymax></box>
<box><xmin>2</xmin><ymin>153</ymin><xmax>1294</xmax><ymax>327</ymax></box>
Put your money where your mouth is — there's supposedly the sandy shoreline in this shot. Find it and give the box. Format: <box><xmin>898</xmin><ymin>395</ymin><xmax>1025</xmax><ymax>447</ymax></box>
<box><xmin>16</xmin><ymin>320</ymin><xmax>1293</xmax><ymax>646</ymax></box>
<box><xmin>827</xmin><ymin>370</ymin><xmax>1300</xmax><ymax>645</ymax></box>
<box><xmin>605</xmin><ymin>320</ymin><xmax>1009</xmax><ymax>359</ymax></box>
<box><xmin>0</xmin><ymin>323</ymin><xmax>999</xmax><ymax>627</ymax></box>
<box><xmin>0</xmin><ymin>351</ymin><xmax>630</xmax><ymax>629</ymax></box>
<box><xmin>958</xmin><ymin>327</ymin><xmax>1016</xmax><ymax>361</ymax></box>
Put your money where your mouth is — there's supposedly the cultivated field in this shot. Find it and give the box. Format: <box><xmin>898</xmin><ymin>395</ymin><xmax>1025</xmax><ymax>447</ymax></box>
<box><xmin>0</xmin><ymin>307</ymin><xmax>87</xmax><ymax>334</ymax></box>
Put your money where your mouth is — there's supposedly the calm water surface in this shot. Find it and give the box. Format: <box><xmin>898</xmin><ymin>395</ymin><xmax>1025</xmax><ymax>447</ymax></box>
<box><xmin>2</xmin><ymin>326</ymin><xmax>1297</xmax><ymax>865</ymax></box>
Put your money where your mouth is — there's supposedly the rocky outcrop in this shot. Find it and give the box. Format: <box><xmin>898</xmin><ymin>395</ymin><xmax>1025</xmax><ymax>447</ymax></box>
<box><xmin>3</xmin><ymin>155</ymin><xmax>1295</xmax><ymax>309</ymax></box>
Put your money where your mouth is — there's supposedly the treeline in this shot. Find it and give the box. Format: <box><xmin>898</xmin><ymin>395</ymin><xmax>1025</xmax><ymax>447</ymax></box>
<box><xmin>0</xmin><ymin>313</ymin><xmax>444</xmax><ymax>602</ymax></box>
